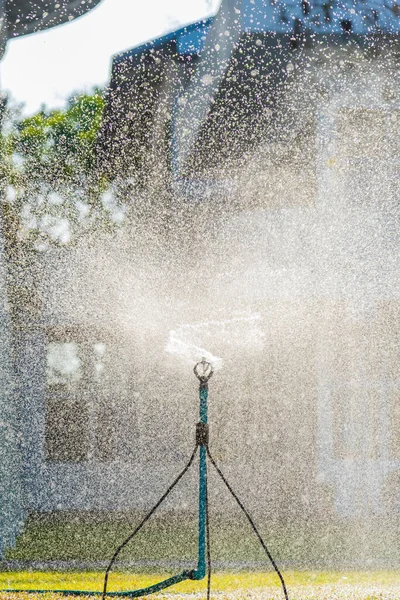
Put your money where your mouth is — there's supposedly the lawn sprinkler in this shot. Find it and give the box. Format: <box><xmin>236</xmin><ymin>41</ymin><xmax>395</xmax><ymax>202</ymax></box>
<box><xmin>103</xmin><ymin>358</ymin><xmax>289</xmax><ymax>599</ymax></box>
<box><xmin>2</xmin><ymin>360</ymin><xmax>289</xmax><ymax>600</ymax></box>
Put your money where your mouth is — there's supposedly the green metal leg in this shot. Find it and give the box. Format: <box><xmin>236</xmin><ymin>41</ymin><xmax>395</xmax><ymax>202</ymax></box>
<box><xmin>192</xmin><ymin>444</ymin><xmax>207</xmax><ymax>580</ymax></box>
<box><xmin>192</xmin><ymin>383</ymin><xmax>208</xmax><ymax>581</ymax></box>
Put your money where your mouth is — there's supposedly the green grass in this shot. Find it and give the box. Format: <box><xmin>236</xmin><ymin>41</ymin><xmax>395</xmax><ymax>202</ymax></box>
<box><xmin>0</xmin><ymin>570</ymin><xmax>400</xmax><ymax>599</ymax></box>
<box><xmin>3</xmin><ymin>513</ymin><xmax>400</xmax><ymax>598</ymax></box>
<box><xmin>5</xmin><ymin>512</ymin><xmax>400</xmax><ymax>566</ymax></box>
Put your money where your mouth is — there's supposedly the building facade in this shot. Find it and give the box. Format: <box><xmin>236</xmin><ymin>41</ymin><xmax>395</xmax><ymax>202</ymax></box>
<box><xmin>98</xmin><ymin>0</ymin><xmax>400</xmax><ymax>519</ymax></box>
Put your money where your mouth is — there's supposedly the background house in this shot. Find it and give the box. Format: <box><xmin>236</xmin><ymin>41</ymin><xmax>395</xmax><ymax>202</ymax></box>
<box><xmin>97</xmin><ymin>0</ymin><xmax>400</xmax><ymax>518</ymax></box>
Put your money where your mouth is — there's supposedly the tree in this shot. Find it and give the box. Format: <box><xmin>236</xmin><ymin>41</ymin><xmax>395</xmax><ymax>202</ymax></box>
<box><xmin>0</xmin><ymin>89</ymin><xmax>126</xmax><ymax>328</ymax></box>
<box><xmin>0</xmin><ymin>89</ymin><xmax>124</xmax><ymax>252</ymax></box>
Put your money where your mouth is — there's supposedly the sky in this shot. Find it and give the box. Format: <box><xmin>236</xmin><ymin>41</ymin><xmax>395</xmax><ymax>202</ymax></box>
<box><xmin>0</xmin><ymin>0</ymin><xmax>221</xmax><ymax>115</ymax></box>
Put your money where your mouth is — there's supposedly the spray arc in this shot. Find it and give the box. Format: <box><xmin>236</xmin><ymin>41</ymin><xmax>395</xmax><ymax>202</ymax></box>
<box><xmin>2</xmin><ymin>360</ymin><xmax>289</xmax><ymax>600</ymax></box>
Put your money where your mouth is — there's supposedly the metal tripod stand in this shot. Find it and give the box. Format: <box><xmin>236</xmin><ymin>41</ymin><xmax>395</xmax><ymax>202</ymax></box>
<box><xmin>102</xmin><ymin>359</ymin><xmax>289</xmax><ymax>600</ymax></box>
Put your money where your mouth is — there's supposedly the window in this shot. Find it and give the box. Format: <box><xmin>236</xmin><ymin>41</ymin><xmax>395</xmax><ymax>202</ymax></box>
<box><xmin>329</xmin><ymin>301</ymin><xmax>400</xmax><ymax>463</ymax></box>
<box><xmin>333</xmin><ymin>385</ymin><xmax>381</xmax><ymax>460</ymax></box>
<box><xmin>44</xmin><ymin>327</ymin><xmax>118</xmax><ymax>463</ymax></box>
<box><xmin>334</xmin><ymin>108</ymin><xmax>400</xmax><ymax>207</ymax></box>
<box><xmin>336</xmin><ymin>108</ymin><xmax>387</xmax><ymax>160</ymax></box>
<box><xmin>45</xmin><ymin>341</ymin><xmax>88</xmax><ymax>462</ymax></box>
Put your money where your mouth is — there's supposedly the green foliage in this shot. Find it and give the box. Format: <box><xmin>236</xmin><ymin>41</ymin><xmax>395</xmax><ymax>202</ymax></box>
<box><xmin>0</xmin><ymin>89</ymin><xmax>123</xmax><ymax>250</ymax></box>
<box><xmin>13</xmin><ymin>92</ymin><xmax>104</xmax><ymax>179</ymax></box>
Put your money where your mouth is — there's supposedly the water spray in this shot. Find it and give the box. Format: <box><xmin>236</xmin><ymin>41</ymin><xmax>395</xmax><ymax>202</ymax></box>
<box><xmin>1</xmin><ymin>360</ymin><xmax>289</xmax><ymax>600</ymax></box>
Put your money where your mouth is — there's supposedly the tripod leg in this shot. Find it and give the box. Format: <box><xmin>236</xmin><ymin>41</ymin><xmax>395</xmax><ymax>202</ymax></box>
<box><xmin>103</xmin><ymin>445</ymin><xmax>199</xmax><ymax>599</ymax></box>
<box><xmin>206</xmin><ymin>448</ymin><xmax>289</xmax><ymax>600</ymax></box>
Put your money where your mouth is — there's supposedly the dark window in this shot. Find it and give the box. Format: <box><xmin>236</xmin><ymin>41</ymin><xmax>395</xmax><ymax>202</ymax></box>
<box><xmin>44</xmin><ymin>328</ymin><xmax>117</xmax><ymax>463</ymax></box>
<box><xmin>340</xmin><ymin>19</ymin><xmax>352</xmax><ymax>33</ymax></box>
<box><xmin>46</xmin><ymin>397</ymin><xmax>89</xmax><ymax>462</ymax></box>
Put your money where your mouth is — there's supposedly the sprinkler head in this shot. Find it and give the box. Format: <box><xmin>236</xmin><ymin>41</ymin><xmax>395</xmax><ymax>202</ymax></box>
<box><xmin>193</xmin><ymin>358</ymin><xmax>214</xmax><ymax>383</ymax></box>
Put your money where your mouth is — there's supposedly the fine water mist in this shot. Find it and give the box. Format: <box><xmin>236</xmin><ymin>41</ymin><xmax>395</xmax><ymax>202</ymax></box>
<box><xmin>6</xmin><ymin>42</ymin><xmax>400</xmax><ymax>574</ymax></box>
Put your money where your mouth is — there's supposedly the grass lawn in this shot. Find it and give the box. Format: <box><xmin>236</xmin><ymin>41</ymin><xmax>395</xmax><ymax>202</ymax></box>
<box><xmin>1</xmin><ymin>571</ymin><xmax>400</xmax><ymax>599</ymax></box>
<box><xmin>3</xmin><ymin>514</ymin><xmax>400</xmax><ymax>598</ymax></box>
<box><xmin>5</xmin><ymin>512</ymin><xmax>400</xmax><ymax>566</ymax></box>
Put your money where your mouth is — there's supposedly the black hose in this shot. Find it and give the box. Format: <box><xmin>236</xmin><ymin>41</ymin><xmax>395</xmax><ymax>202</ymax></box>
<box><xmin>206</xmin><ymin>447</ymin><xmax>289</xmax><ymax>600</ymax></box>
<box><xmin>102</xmin><ymin>445</ymin><xmax>199</xmax><ymax>600</ymax></box>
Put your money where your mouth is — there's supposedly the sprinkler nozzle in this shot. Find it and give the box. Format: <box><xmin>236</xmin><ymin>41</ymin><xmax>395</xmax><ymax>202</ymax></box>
<box><xmin>194</xmin><ymin>359</ymin><xmax>214</xmax><ymax>384</ymax></box>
